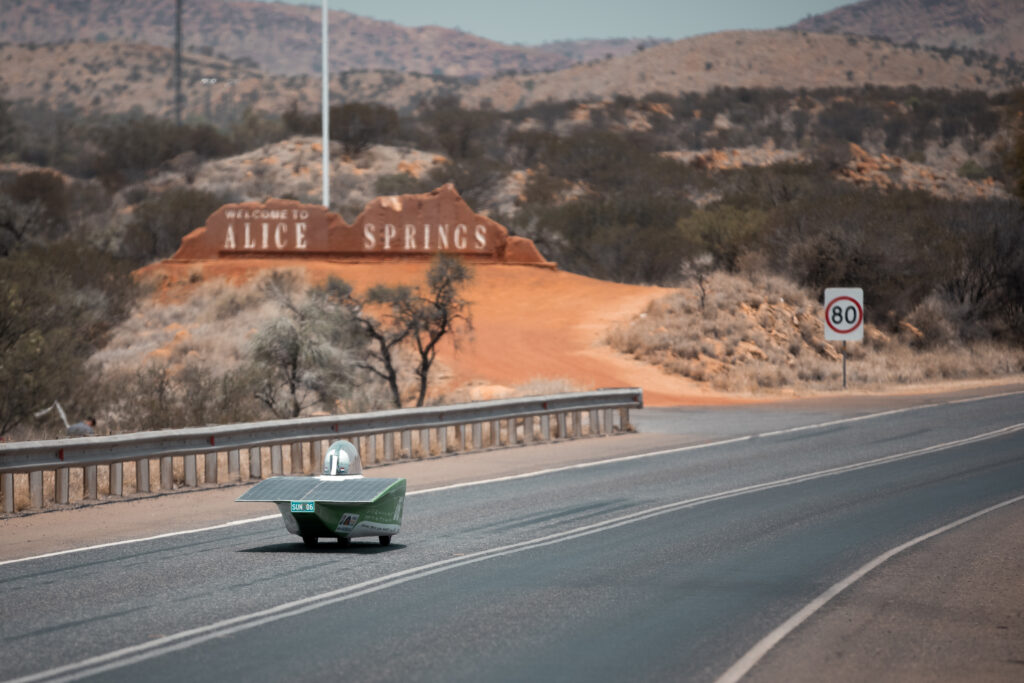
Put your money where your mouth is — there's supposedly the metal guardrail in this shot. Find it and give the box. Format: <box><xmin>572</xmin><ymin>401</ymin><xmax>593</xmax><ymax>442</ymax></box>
<box><xmin>0</xmin><ymin>388</ymin><xmax>643</xmax><ymax>514</ymax></box>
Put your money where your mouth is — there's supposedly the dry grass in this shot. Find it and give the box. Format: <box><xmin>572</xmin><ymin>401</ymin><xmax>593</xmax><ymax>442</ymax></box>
<box><xmin>608</xmin><ymin>270</ymin><xmax>1024</xmax><ymax>393</ymax></box>
<box><xmin>90</xmin><ymin>270</ymin><xmax>295</xmax><ymax>379</ymax></box>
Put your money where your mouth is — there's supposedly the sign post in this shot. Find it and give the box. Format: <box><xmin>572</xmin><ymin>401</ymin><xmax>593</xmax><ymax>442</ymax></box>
<box><xmin>823</xmin><ymin>287</ymin><xmax>864</xmax><ymax>389</ymax></box>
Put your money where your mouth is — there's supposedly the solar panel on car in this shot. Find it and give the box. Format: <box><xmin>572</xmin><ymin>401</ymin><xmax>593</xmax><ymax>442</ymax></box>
<box><xmin>306</xmin><ymin>478</ymin><xmax>400</xmax><ymax>503</ymax></box>
<box><xmin>237</xmin><ymin>477</ymin><xmax>401</xmax><ymax>503</ymax></box>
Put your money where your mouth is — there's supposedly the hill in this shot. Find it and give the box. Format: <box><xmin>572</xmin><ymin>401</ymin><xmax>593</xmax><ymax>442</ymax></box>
<box><xmin>458</xmin><ymin>30</ymin><xmax>1022</xmax><ymax>109</ymax></box>
<box><xmin>0</xmin><ymin>0</ymin><xmax>653</xmax><ymax>78</ymax></box>
<box><xmin>2</xmin><ymin>29</ymin><xmax>1020</xmax><ymax>124</ymax></box>
<box><xmin>793</xmin><ymin>0</ymin><xmax>1024</xmax><ymax>61</ymax></box>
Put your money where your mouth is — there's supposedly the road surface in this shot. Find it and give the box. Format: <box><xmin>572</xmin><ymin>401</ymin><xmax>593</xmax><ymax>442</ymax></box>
<box><xmin>2</xmin><ymin>386</ymin><xmax>1023</xmax><ymax>682</ymax></box>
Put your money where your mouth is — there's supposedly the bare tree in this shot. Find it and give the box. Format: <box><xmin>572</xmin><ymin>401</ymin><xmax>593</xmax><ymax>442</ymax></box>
<box><xmin>314</xmin><ymin>255</ymin><xmax>473</xmax><ymax>408</ymax></box>
<box><xmin>409</xmin><ymin>255</ymin><xmax>473</xmax><ymax>406</ymax></box>
<box><xmin>680</xmin><ymin>253</ymin><xmax>715</xmax><ymax>314</ymax></box>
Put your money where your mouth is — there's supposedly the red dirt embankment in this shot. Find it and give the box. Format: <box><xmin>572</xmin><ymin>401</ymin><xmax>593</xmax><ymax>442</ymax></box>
<box><xmin>139</xmin><ymin>259</ymin><xmax>736</xmax><ymax>406</ymax></box>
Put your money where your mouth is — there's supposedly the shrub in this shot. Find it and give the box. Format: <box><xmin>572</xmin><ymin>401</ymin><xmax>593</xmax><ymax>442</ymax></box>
<box><xmin>120</xmin><ymin>187</ymin><xmax>223</xmax><ymax>265</ymax></box>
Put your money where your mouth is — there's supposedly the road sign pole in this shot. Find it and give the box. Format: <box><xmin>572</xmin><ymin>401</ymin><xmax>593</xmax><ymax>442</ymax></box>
<box><xmin>842</xmin><ymin>340</ymin><xmax>847</xmax><ymax>389</ymax></box>
<box><xmin>824</xmin><ymin>287</ymin><xmax>863</xmax><ymax>390</ymax></box>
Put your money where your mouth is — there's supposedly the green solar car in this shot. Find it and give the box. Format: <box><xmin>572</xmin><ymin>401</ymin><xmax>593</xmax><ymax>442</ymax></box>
<box><xmin>238</xmin><ymin>440</ymin><xmax>406</xmax><ymax>547</ymax></box>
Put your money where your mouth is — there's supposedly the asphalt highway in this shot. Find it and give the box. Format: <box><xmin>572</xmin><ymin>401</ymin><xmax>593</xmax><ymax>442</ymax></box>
<box><xmin>2</xmin><ymin>388</ymin><xmax>1023</xmax><ymax>682</ymax></box>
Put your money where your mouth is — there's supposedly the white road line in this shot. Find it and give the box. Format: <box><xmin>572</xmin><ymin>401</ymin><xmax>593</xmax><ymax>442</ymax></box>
<box><xmin>4</xmin><ymin>388</ymin><xmax>1022</xmax><ymax>568</ymax></box>
<box><xmin>0</xmin><ymin>516</ymin><xmax>279</xmax><ymax>568</ymax></box>
<box><xmin>10</xmin><ymin>422</ymin><xmax>1024</xmax><ymax>683</ymax></box>
<box><xmin>714</xmin><ymin>492</ymin><xmax>1024</xmax><ymax>683</ymax></box>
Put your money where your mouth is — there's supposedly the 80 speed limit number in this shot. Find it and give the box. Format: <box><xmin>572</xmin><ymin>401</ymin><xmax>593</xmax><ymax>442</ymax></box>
<box><xmin>824</xmin><ymin>288</ymin><xmax>864</xmax><ymax>342</ymax></box>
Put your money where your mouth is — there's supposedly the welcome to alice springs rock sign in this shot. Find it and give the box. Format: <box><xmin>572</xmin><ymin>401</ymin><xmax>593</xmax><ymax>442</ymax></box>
<box><xmin>170</xmin><ymin>184</ymin><xmax>553</xmax><ymax>266</ymax></box>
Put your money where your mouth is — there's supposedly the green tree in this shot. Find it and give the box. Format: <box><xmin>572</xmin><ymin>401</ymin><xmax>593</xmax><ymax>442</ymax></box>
<box><xmin>331</xmin><ymin>102</ymin><xmax>399</xmax><ymax>156</ymax></box>
<box><xmin>0</xmin><ymin>243</ymin><xmax>134</xmax><ymax>437</ymax></box>
<box><xmin>676</xmin><ymin>205</ymin><xmax>768</xmax><ymax>271</ymax></box>
<box><xmin>0</xmin><ymin>98</ymin><xmax>15</xmax><ymax>159</ymax></box>
<box><xmin>422</xmin><ymin>96</ymin><xmax>498</xmax><ymax>160</ymax></box>
<box><xmin>121</xmin><ymin>187</ymin><xmax>223</xmax><ymax>265</ymax></box>
<box><xmin>248</xmin><ymin>272</ymin><xmax>359</xmax><ymax>418</ymax></box>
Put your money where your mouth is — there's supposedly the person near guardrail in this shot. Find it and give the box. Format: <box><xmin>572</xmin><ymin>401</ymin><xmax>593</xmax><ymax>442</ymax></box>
<box><xmin>66</xmin><ymin>417</ymin><xmax>96</xmax><ymax>437</ymax></box>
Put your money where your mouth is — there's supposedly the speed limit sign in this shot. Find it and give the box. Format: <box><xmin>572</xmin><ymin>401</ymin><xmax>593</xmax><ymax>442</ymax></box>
<box><xmin>824</xmin><ymin>288</ymin><xmax>864</xmax><ymax>342</ymax></box>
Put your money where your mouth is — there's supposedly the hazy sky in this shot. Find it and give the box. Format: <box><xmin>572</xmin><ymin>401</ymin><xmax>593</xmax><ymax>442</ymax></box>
<box><xmin>258</xmin><ymin>1</ymin><xmax>855</xmax><ymax>45</ymax></box>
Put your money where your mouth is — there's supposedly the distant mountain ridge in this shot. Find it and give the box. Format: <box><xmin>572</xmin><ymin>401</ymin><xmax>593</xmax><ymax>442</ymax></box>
<box><xmin>793</xmin><ymin>0</ymin><xmax>1024</xmax><ymax>61</ymax></box>
<box><xmin>1</xmin><ymin>29</ymin><xmax>1019</xmax><ymax>122</ymax></box>
<box><xmin>0</xmin><ymin>0</ymin><xmax>655</xmax><ymax>77</ymax></box>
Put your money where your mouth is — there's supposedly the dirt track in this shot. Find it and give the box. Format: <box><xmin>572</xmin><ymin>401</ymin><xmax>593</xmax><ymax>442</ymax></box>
<box><xmin>141</xmin><ymin>259</ymin><xmax>735</xmax><ymax>406</ymax></box>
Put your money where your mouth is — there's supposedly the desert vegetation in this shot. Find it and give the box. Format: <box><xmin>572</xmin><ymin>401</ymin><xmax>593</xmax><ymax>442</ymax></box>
<box><xmin>608</xmin><ymin>270</ymin><xmax>1024</xmax><ymax>392</ymax></box>
<box><xmin>3</xmin><ymin>79</ymin><xmax>1024</xmax><ymax>440</ymax></box>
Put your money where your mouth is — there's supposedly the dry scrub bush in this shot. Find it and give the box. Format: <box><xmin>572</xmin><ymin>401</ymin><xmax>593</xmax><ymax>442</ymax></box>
<box><xmin>608</xmin><ymin>270</ymin><xmax>1024</xmax><ymax>393</ymax></box>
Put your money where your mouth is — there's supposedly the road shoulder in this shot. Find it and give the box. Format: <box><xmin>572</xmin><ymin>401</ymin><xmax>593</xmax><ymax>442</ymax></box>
<box><xmin>745</xmin><ymin>498</ymin><xmax>1024</xmax><ymax>682</ymax></box>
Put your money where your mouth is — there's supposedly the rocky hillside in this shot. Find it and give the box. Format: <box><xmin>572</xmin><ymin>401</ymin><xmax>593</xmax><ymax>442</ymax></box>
<box><xmin>0</xmin><ymin>0</ymin><xmax>653</xmax><ymax>77</ymax></box>
<box><xmin>794</xmin><ymin>0</ymin><xmax>1024</xmax><ymax>61</ymax></box>
<box><xmin>457</xmin><ymin>30</ymin><xmax>1022</xmax><ymax>110</ymax></box>
<box><xmin>2</xmin><ymin>29</ymin><xmax>1021</xmax><ymax>122</ymax></box>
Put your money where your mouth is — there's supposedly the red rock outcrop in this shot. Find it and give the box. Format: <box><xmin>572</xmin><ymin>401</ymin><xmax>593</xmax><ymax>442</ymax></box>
<box><xmin>170</xmin><ymin>184</ymin><xmax>554</xmax><ymax>267</ymax></box>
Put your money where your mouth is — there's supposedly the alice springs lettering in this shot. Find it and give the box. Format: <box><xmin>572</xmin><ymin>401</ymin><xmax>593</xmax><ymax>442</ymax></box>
<box><xmin>362</xmin><ymin>223</ymin><xmax>488</xmax><ymax>251</ymax></box>
<box><xmin>221</xmin><ymin>208</ymin><xmax>311</xmax><ymax>251</ymax></box>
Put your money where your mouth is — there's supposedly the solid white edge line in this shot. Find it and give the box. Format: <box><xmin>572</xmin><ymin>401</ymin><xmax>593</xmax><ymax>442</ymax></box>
<box><xmin>3</xmin><ymin>388</ymin><xmax>1022</xmax><ymax>568</ymax></box>
<box><xmin>714</xmin><ymin>492</ymin><xmax>1024</xmax><ymax>683</ymax></box>
<box><xmin>10</xmin><ymin>422</ymin><xmax>1024</xmax><ymax>683</ymax></box>
<box><xmin>0</xmin><ymin>516</ymin><xmax>280</xmax><ymax>568</ymax></box>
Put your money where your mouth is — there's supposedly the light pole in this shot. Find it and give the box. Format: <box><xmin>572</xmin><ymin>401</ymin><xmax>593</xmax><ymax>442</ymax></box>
<box><xmin>175</xmin><ymin>0</ymin><xmax>183</xmax><ymax>125</ymax></box>
<box><xmin>321</xmin><ymin>0</ymin><xmax>330</xmax><ymax>208</ymax></box>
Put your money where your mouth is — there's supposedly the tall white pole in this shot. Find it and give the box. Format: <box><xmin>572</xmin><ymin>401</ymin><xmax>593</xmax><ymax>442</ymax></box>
<box><xmin>321</xmin><ymin>0</ymin><xmax>330</xmax><ymax>207</ymax></box>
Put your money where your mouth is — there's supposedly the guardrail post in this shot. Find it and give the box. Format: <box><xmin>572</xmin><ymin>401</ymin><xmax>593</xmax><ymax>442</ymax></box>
<box><xmin>363</xmin><ymin>435</ymin><xmax>375</xmax><ymax>465</ymax></box>
<box><xmin>573</xmin><ymin>412</ymin><xmax>583</xmax><ymax>438</ymax></box>
<box><xmin>2</xmin><ymin>473</ymin><xmax>13</xmax><ymax>513</ymax></box>
<box><xmin>524</xmin><ymin>416</ymin><xmax>534</xmax><ymax>444</ymax></box>
<box><xmin>507</xmin><ymin>418</ymin><xmax>517</xmax><ymax>445</ymax></box>
<box><xmin>29</xmin><ymin>471</ymin><xmax>43</xmax><ymax>508</ymax></box>
<box><xmin>228</xmin><ymin>450</ymin><xmax>240</xmax><ymax>482</ymax></box>
<box><xmin>401</xmin><ymin>431</ymin><xmax>411</xmax><ymax>458</ymax></box>
<box><xmin>204</xmin><ymin>452</ymin><xmax>218</xmax><ymax>484</ymax></box>
<box><xmin>110</xmin><ymin>463</ymin><xmax>123</xmax><ymax>497</ymax></box>
<box><xmin>602</xmin><ymin>409</ymin><xmax>613</xmax><ymax>435</ymax></box>
<box><xmin>137</xmin><ymin>458</ymin><xmax>150</xmax><ymax>493</ymax></box>
<box><xmin>384</xmin><ymin>433</ymin><xmax>395</xmax><ymax>462</ymax></box>
<box><xmin>491</xmin><ymin>419</ymin><xmax>501</xmax><ymax>446</ymax></box>
<box><xmin>311</xmin><ymin>440</ymin><xmax>322</xmax><ymax>472</ymax></box>
<box><xmin>589</xmin><ymin>410</ymin><xmax>600</xmax><ymax>436</ymax></box>
<box><xmin>419</xmin><ymin>428</ymin><xmax>430</xmax><ymax>457</ymax></box>
<box><xmin>248</xmin><ymin>447</ymin><xmax>262</xmax><ymax>480</ymax></box>
<box><xmin>438</xmin><ymin>426</ymin><xmax>448</xmax><ymax>454</ymax></box>
<box><xmin>541</xmin><ymin>414</ymin><xmax>551</xmax><ymax>441</ymax></box>
<box><xmin>56</xmin><ymin>467</ymin><xmax>69</xmax><ymax>504</ymax></box>
<box><xmin>271</xmin><ymin>445</ymin><xmax>283</xmax><ymax>475</ymax></box>
<box><xmin>160</xmin><ymin>457</ymin><xmax>173</xmax><ymax>490</ymax></box>
<box><xmin>556</xmin><ymin>412</ymin><xmax>567</xmax><ymax>439</ymax></box>
<box><xmin>184</xmin><ymin>455</ymin><xmax>197</xmax><ymax>487</ymax></box>
<box><xmin>472</xmin><ymin>423</ymin><xmax>483</xmax><ymax>450</ymax></box>
<box><xmin>290</xmin><ymin>443</ymin><xmax>303</xmax><ymax>474</ymax></box>
<box><xmin>619</xmin><ymin>407</ymin><xmax>630</xmax><ymax>432</ymax></box>
<box><xmin>85</xmin><ymin>466</ymin><xmax>98</xmax><ymax>499</ymax></box>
